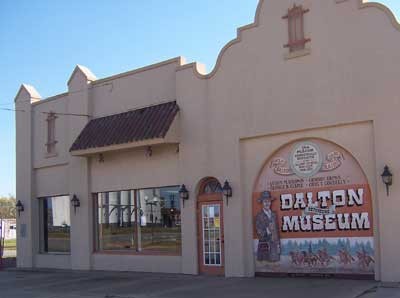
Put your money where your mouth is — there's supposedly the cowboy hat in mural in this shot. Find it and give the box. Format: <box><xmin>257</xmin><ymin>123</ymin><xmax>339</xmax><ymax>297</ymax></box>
<box><xmin>257</xmin><ymin>191</ymin><xmax>276</xmax><ymax>203</ymax></box>
<box><xmin>255</xmin><ymin>191</ymin><xmax>281</xmax><ymax>262</ymax></box>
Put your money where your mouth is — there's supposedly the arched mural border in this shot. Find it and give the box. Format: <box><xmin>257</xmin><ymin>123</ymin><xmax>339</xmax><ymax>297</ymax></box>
<box><xmin>251</xmin><ymin>137</ymin><xmax>376</xmax><ymax>277</ymax></box>
<box><xmin>251</xmin><ymin>137</ymin><xmax>373</xmax><ymax>196</ymax></box>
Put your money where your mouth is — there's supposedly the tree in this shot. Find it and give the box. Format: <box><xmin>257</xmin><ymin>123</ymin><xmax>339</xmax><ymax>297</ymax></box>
<box><xmin>0</xmin><ymin>196</ymin><xmax>16</xmax><ymax>219</ymax></box>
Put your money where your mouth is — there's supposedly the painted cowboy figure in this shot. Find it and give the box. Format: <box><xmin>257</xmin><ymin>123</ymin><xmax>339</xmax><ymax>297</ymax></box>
<box><xmin>255</xmin><ymin>191</ymin><xmax>281</xmax><ymax>262</ymax></box>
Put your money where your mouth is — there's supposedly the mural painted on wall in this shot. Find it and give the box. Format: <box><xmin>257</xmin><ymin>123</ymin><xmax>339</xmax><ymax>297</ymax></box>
<box><xmin>253</xmin><ymin>139</ymin><xmax>374</xmax><ymax>275</ymax></box>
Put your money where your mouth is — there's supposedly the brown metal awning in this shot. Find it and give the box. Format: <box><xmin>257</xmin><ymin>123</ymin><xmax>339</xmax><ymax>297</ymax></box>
<box><xmin>70</xmin><ymin>101</ymin><xmax>179</xmax><ymax>156</ymax></box>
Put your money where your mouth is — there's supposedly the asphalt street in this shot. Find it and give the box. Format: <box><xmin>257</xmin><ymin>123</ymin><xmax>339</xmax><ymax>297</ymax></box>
<box><xmin>1</xmin><ymin>269</ymin><xmax>399</xmax><ymax>298</ymax></box>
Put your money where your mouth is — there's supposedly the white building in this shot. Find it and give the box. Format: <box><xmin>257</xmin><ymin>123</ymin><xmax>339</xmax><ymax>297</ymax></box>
<box><xmin>1</xmin><ymin>219</ymin><xmax>16</xmax><ymax>240</ymax></box>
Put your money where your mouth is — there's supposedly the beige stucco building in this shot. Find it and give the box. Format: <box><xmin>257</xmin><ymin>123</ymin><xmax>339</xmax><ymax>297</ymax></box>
<box><xmin>15</xmin><ymin>0</ymin><xmax>400</xmax><ymax>282</ymax></box>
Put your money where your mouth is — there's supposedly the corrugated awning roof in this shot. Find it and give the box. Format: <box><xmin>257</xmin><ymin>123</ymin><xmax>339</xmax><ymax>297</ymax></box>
<box><xmin>70</xmin><ymin>101</ymin><xmax>179</xmax><ymax>154</ymax></box>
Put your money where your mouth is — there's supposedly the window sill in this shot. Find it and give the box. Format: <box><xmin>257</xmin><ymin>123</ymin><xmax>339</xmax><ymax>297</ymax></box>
<box><xmin>44</xmin><ymin>152</ymin><xmax>58</xmax><ymax>159</ymax></box>
<box><xmin>284</xmin><ymin>48</ymin><xmax>311</xmax><ymax>60</ymax></box>
<box><xmin>39</xmin><ymin>252</ymin><xmax>71</xmax><ymax>255</ymax></box>
<box><xmin>93</xmin><ymin>250</ymin><xmax>182</xmax><ymax>257</ymax></box>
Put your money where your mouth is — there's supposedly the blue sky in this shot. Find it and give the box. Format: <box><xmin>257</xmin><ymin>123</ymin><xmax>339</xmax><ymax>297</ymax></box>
<box><xmin>0</xmin><ymin>1</ymin><xmax>398</xmax><ymax>197</ymax></box>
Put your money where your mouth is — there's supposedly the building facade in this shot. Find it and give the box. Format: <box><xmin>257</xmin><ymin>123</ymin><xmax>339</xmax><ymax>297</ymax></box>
<box><xmin>15</xmin><ymin>0</ymin><xmax>400</xmax><ymax>282</ymax></box>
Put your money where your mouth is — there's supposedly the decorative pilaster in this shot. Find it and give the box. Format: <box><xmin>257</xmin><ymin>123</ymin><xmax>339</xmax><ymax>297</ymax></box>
<box><xmin>14</xmin><ymin>84</ymin><xmax>41</xmax><ymax>268</ymax></box>
<box><xmin>67</xmin><ymin>65</ymin><xmax>96</xmax><ymax>270</ymax></box>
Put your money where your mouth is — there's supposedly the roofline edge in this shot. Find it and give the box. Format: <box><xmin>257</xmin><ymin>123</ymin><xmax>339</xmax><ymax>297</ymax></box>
<box><xmin>359</xmin><ymin>1</ymin><xmax>400</xmax><ymax>32</ymax></box>
<box><xmin>176</xmin><ymin>0</ymin><xmax>265</xmax><ymax>80</ymax></box>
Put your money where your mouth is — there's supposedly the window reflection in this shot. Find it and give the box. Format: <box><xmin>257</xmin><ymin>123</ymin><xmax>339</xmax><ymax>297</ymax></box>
<box><xmin>137</xmin><ymin>186</ymin><xmax>181</xmax><ymax>253</ymax></box>
<box><xmin>96</xmin><ymin>190</ymin><xmax>136</xmax><ymax>251</ymax></box>
<box><xmin>94</xmin><ymin>186</ymin><xmax>181</xmax><ymax>254</ymax></box>
<box><xmin>40</xmin><ymin>196</ymin><xmax>70</xmax><ymax>253</ymax></box>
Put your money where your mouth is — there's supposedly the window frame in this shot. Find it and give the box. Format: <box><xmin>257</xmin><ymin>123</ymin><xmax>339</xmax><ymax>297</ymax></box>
<box><xmin>38</xmin><ymin>195</ymin><xmax>71</xmax><ymax>255</ymax></box>
<box><xmin>93</xmin><ymin>185</ymin><xmax>182</xmax><ymax>256</ymax></box>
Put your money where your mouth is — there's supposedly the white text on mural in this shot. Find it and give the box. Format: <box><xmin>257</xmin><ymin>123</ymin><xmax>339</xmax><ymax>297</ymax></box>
<box><xmin>280</xmin><ymin>188</ymin><xmax>371</xmax><ymax>232</ymax></box>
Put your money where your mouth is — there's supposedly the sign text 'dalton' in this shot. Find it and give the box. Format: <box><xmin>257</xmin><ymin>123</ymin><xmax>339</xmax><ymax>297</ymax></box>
<box><xmin>280</xmin><ymin>188</ymin><xmax>371</xmax><ymax>232</ymax></box>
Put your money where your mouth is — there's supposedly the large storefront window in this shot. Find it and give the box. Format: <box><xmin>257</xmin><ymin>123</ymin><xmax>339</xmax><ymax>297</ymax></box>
<box><xmin>94</xmin><ymin>186</ymin><xmax>181</xmax><ymax>254</ymax></box>
<box><xmin>137</xmin><ymin>186</ymin><xmax>181</xmax><ymax>253</ymax></box>
<box><xmin>95</xmin><ymin>190</ymin><xmax>137</xmax><ymax>251</ymax></box>
<box><xmin>40</xmin><ymin>196</ymin><xmax>71</xmax><ymax>253</ymax></box>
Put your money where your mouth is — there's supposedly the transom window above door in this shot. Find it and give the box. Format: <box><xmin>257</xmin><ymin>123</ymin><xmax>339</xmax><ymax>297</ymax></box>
<box><xmin>201</xmin><ymin>178</ymin><xmax>222</xmax><ymax>195</ymax></box>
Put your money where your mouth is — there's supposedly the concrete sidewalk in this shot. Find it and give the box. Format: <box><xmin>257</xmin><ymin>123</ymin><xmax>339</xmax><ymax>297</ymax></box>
<box><xmin>360</xmin><ymin>284</ymin><xmax>400</xmax><ymax>298</ymax></box>
<box><xmin>0</xmin><ymin>269</ymin><xmax>398</xmax><ymax>298</ymax></box>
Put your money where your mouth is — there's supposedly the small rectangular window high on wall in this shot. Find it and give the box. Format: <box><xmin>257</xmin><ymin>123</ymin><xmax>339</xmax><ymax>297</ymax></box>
<box><xmin>283</xmin><ymin>4</ymin><xmax>310</xmax><ymax>52</ymax></box>
<box><xmin>46</xmin><ymin>112</ymin><xmax>57</xmax><ymax>155</ymax></box>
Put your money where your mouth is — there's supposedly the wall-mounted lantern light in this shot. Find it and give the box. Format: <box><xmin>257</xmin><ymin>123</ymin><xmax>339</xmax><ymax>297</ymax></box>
<box><xmin>71</xmin><ymin>195</ymin><xmax>81</xmax><ymax>214</ymax></box>
<box><xmin>222</xmin><ymin>180</ymin><xmax>233</xmax><ymax>205</ymax></box>
<box><xmin>381</xmin><ymin>165</ymin><xmax>393</xmax><ymax>196</ymax></box>
<box><xmin>179</xmin><ymin>184</ymin><xmax>189</xmax><ymax>208</ymax></box>
<box><xmin>16</xmin><ymin>200</ymin><xmax>24</xmax><ymax>217</ymax></box>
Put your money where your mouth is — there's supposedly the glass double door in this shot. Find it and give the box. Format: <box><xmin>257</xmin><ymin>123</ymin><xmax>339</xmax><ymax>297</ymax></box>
<box><xmin>197</xmin><ymin>199</ymin><xmax>224</xmax><ymax>275</ymax></box>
